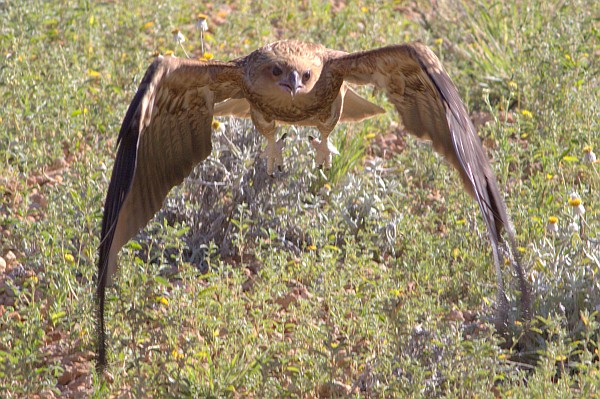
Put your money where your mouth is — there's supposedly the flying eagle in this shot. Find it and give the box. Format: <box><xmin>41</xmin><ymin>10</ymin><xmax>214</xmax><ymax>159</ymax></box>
<box><xmin>96</xmin><ymin>40</ymin><xmax>530</xmax><ymax>371</ymax></box>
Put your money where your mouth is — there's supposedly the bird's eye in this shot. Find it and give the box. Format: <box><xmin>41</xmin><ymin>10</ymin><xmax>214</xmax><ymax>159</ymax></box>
<box><xmin>302</xmin><ymin>71</ymin><xmax>311</xmax><ymax>82</ymax></box>
<box><xmin>272</xmin><ymin>66</ymin><xmax>283</xmax><ymax>76</ymax></box>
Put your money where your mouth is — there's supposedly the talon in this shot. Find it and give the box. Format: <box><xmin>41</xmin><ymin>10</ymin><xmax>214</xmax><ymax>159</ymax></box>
<box><xmin>310</xmin><ymin>136</ymin><xmax>338</xmax><ymax>169</ymax></box>
<box><xmin>261</xmin><ymin>134</ymin><xmax>285</xmax><ymax>175</ymax></box>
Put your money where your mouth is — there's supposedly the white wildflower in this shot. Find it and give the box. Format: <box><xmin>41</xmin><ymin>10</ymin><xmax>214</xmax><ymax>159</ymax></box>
<box><xmin>568</xmin><ymin>222</ymin><xmax>580</xmax><ymax>233</ymax></box>
<box><xmin>211</xmin><ymin>119</ymin><xmax>225</xmax><ymax>133</ymax></box>
<box><xmin>196</xmin><ymin>17</ymin><xmax>208</xmax><ymax>32</ymax></box>
<box><xmin>583</xmin><ymin>146</ymin><xmax>597</xmax><ymax>164</ymax></box>
<box><xmin>172</xmin><ymin>29</ymin><xmax>185</xmax><ymax>44</ymax></box>
<box><xmin>568</xmin><ymin>192</ymin><xmax>585</xmax><ymax>215</ymax></box>
<box><xmin>546</xmin><ymin>216</ymin><xmax>559</xmax><ymax>234</ymax></box>
<box><xmin>196</xmin><ymin>15</ymin><xmax>209</xmax><ymax>55</ymax></box>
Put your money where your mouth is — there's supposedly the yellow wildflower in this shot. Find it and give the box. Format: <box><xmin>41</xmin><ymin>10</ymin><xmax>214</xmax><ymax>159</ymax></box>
<box><xmin>87</xmin><ymin>69</ymin><xmax>101</xmax><ymax>78</ymax></box>
<box><xmin>568</xmin><ymin>196</ymin><xmax>581</xmax><ymax>207</ymax></box>
<box><xmin>155</xmin><ymin>296</ymin><xmax>169</xmax><ymax>306</ymax></box>
<box><xmin>520</xmin><ymin>109</ymin><xmax>533</xmax><ymax>118</ymax></box>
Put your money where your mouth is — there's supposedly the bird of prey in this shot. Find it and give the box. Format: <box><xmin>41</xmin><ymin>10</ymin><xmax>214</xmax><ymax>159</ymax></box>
<box><xmin>96</xmin><ymin>40</ymin><xmax>530</xmax><ymax>371</ymax></box>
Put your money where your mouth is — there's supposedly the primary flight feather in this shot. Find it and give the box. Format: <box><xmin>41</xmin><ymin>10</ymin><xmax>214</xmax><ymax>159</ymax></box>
<box><xmin>96</xmin><ymin>40</ymin><xmax>530</xmax><ymax>371</ymax></box>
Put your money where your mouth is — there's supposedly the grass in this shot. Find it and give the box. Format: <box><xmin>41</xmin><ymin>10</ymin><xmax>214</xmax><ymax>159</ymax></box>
<box><xmin>0</xmin><ymin>0</ymin><xmax>599</xmax><ymax>397</ymax></box>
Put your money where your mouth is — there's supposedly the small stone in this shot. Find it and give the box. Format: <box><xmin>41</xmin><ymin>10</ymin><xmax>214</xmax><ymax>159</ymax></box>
<box><xmin>276</xmin><ymin>291</ymin><xmax>299</xmax><ymax>310</ymax></box>
<box><xmin>447</xmin><ymin>309</ymin><xmax>465</xmax><ymax>322</ymax></box>
<box><xmin>67</xmin><ymin>373</ymin><xmax>91</xmax><ymax>392</ymax></box>
<box><xmin>57</xmin><ymin>361</ymin><xmax>88</xmax><ymax>386</ymax></box>
<box><xmin>462</xmin><ymin>310</ymin><xmax>477</xmax><ymax>322</ymax></box>
<box><xmin>38</xmin><ymin>389</ymin><xmax>57</xmax><ymax>399</ymax></box>
<box><xmin>317</xmin><ymin>381</ymin><xmax>351</xmax><ymax>397</ymax></box>
<box><xmin>4</xmin><ymin>251</ymin><xmax>16</xmax><ymax>264</ymax></box>
<box><xmin>49</xmin><ymin>157</ymin><xmax>68</xmax><ymax>171</ymax></box>
<box><xmin>29</xmin><ymin>191</ymin><xmax>48</xmax><ymax>209</ymax></box>
<box><xmin>103</xmin><ymin>370</ymin><xmax>114</xmax><ymax>383</ymax></box>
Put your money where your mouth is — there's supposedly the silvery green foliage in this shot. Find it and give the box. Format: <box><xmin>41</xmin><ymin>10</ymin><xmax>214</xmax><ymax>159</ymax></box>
<box><xmin>163</xmin><ymin>119</ymin><xmax>324</xmax><ymax>262</ymax></box>
<box><xmin>529</xmin><ymin>235</ymin><xmax>600</xmax><ymax>334</ymax></box>
<box><xmin>158</xmin><ymin>118</ymin><xmax>406</xmax><ymax>267</ymax></box>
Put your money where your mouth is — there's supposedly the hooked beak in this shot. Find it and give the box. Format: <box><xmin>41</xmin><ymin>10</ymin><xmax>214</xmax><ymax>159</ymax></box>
<box><xmin>279</xmin><ymin>70</ymin><xmax>302</xmax><ymax>96</ymax></box>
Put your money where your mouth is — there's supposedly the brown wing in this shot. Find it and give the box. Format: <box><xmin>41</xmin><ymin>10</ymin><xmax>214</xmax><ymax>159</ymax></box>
<box><xmin>327</xmin><ymin>44</ymin><xmax>530</xmax><ymax>320</ymax></box>
<box><xmin>327</xmin><ymin>43</ymin><xmax>510</xmax><ymax>245</ymax></box>
<box><xmin>327</xmin><ymin>44</ymin><xmax>509</xmax><ymax>241</ymax></box>
<box><xmin>96</xmin><ymin>55</ymin><xmax>243</xmax><ymax>371</ymax></box>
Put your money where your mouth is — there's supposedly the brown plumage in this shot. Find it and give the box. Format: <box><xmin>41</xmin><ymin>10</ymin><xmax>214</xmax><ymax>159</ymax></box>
<box><xmin>96</xmin><ymin>40</ymin><xmax>530</xmax><ymax>371</ymax></box>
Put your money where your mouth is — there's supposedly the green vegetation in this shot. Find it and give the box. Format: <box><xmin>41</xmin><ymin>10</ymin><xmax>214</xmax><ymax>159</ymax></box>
<box><xmin>1</xmin><ymin>0</ymin><xmax>598</xmax><ymax>397</ymax></box>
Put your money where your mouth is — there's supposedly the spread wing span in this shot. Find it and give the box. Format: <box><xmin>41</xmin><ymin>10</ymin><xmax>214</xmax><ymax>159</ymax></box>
<box><xmin>96</xmin><ymin>41</ymin><xmax>530</xmax><ymax>373</ymax></box>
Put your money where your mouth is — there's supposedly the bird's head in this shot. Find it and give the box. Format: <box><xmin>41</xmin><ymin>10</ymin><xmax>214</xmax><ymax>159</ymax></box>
<box><xmin>247</xmin><ymin>41</ymin><xmax>325</xmax><ymax>99</ymax></box>
<box><xmin>268</xmin><ymin>62</ymin><xmax>314</xmax><ymax>96</ymax></box>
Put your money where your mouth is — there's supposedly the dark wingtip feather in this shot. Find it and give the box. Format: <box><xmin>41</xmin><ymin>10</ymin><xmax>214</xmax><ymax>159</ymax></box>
<box><xmin>95</xmin><ymin>115</ymin><xmax>140</xmax><ymax>372</ymax></box>
<box><xmin>95</xmin><ymin>60</ymin><xmax>163</xmax><ymax>372</ymax></box>
<box><xmin>409</xmin><ymin>43</ymin><xmax>531</xmax><ymax>321</ymax></box>
<box><xmin>409</xmin><ymin>44</ymin><xmax>508</xmax><ymax>244</ymax></box>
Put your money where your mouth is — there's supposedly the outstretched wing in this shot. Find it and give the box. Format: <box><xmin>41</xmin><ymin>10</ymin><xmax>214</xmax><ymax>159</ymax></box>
<box><xmin>96</xmin><ymin>55</ymin><xmax>243</xmax><ymax>371</ymax></box>
<box><xmin>327</xmin><ymin>44</ymin><xmax>532</xmax><ymax>323</ymax></box>
<box><xmin>328</xmin><ymin>43</ymin><xmax>511</xmax><ymax>248</ymax></box>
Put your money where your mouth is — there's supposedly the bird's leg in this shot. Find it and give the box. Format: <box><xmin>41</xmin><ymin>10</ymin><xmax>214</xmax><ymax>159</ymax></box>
<box><xmin>309</xmin><ymin>128</ymin><xmax>339</xmax><ymax>169</ymax></box>
<box><xmin>260</xmin><ymin>131</ymin><xmax>286</xmax><ymax>174</ymax></box>
<box><xmin>310</xmin><ymin>91</ymin><xmax>344</xmax><ymax>169</ymax></box>
<box><xmin>252</xmin><ymin>109</ymin><xmax>284</xmax><ymax>175</ymax></box>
